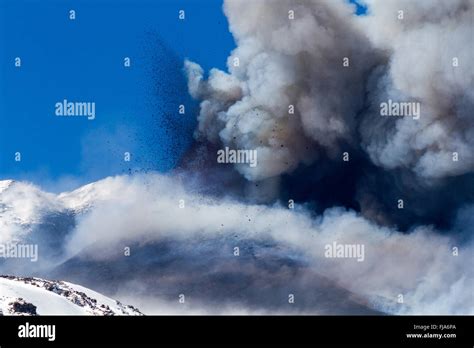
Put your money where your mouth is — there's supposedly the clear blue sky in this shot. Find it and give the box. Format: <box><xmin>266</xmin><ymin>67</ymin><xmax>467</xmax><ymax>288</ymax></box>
<box><xmin>0</xmin><ymin>0</ymin><xmax>366</xmax><ymax>191</ymax></box>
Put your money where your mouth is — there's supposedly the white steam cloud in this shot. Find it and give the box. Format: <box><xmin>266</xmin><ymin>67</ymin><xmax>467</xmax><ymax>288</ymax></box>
<box><xmin>63</xmin><ymin>175</ymin><xmax>473</xmax><ymax>314</ymax></box>
<box><xmin>2</xmin><ymin>176</ymin><xmax>469</xmax><ymax>314</ymax></box>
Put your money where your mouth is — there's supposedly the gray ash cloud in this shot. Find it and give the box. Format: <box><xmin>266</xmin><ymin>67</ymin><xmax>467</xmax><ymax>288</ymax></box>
<box><xmin>184</xmin><ymin>0</ymin><xmax>474</xmax><ymax>232</ymax></box>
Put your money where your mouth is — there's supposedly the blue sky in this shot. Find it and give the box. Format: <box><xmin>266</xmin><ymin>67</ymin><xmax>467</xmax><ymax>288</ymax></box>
<box><xmin>0</xmin><ymin>0</ymin><xmax>235</xmax><ymax>191</ymax></box>
<box><xmin>0</xmin><ymin>0</ymin><xmax>366</xmax><ymax>191</ymax></box>
<box><xmin>350</xmin><ymin>0</ymin><xmax>367</xmax><ymax>15</ymax></box>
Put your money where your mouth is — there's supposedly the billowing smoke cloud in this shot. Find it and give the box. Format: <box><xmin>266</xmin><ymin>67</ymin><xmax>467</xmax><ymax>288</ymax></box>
<box><xmin>185</xmin><ymin>0</ymin><xmax>377</xmax><ymax>181</ymax></box>
<box><xmin>186</xmin><ymin>0</ymin><xmax>474</xmax><ymax>181</ymax></box>
<box><xmin>1</xmin><ymin>176</ymin><xmax>471</xmax><ymax>314</ymax></box>
<box><xmin>359</xmin><ymin>0</ymin><xmax>474</xmax><ymax>179</ymax></box>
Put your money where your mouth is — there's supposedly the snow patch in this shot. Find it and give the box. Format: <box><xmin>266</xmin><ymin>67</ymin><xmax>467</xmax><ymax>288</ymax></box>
<box><xmin>0</xmin><ymin>276</ymin><xmax>143</xmax><ymax>316</ymax></box>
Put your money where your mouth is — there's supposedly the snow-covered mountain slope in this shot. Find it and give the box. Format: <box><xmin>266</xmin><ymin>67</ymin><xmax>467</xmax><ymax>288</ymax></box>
<box><xmin>0</xmin><ymin>180</ymin><xmax>14</xmax><ymax>193</ymax></box>
<box><xmin>0</xmin><ymin>276</ymin><xmax>143</xmax><ymax>315</ymax></box>
<box><xmin>0</xmin><ymin>180</ymin><xmax>65</xmax><ymax>244</ymax></box>
<box><xmin>0</xmin><ymin>179</ymin><xmax>91</xmax><ymax>224</ymax></box>
<box><xmin>0</xmin><ymin>177</ymin><xmax>135</xmax><ymax>243</ymax></box>
<box><xmin>57</xmin><ymin>177</ymin><xmax>130</xmax><ymax>213</ymax></box>
<box><xmin>0</xmin><ymin>178</ymin><xmax>124</xmax><ymax>259</ymax></box>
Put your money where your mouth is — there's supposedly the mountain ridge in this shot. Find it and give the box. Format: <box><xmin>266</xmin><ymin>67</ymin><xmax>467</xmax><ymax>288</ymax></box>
<box><xmin>0</xmin><ymin>275</ymin><xmax>143</xmax><ymax>315</ymax></box>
